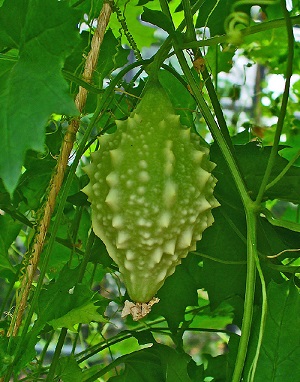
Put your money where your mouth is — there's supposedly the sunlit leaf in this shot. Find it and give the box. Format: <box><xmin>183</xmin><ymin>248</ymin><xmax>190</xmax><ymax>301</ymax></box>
<box><xmin>49</xmin><ymin>299</ymin><xmax>107</xmax><ymax>332</ymax></box>
<box><xmin>35</xmin><ymin>266</ymin><xmax>108</xmax><ymax>331</ymax></box>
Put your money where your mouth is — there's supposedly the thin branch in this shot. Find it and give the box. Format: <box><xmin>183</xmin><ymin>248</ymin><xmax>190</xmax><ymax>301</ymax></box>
<box><xmin>183</xmin><ymin>15</ymin><xmax>300</xmax><ymax>49</ymax></box>
<box><xmin>255</xmin><ymin>1</ymin><xmax>294</xmax><ymax>203</ymax></box>
<box><xmin>266</xmin><ymin>149</ymin><xmax>300</xmax><ymax>191</ymax></box>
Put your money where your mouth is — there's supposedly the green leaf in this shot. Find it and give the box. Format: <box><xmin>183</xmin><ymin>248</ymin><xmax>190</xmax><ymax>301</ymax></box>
<box><xmin>108</xmin><ymin>344</ymin><xmax>194</xmax><ymax>382</ymax></box>
<box><xmin>204</xmin><ymin>354</ymin><xmax>227</xmax><ymax>381</ymax></box>
<box><xmin>0</xmin><ymin>214</ymin><xmax>22</xmax><ymax>274</ymax></box>
<box><xmin>108</xmin><ymin>348</ymin><xmax>163</xmax><ymax>382</ymax></box>
<box><xmin>0</xmin><ymin>0</ymin><xmax>79</xmax><ymax>193</ymax></box>
<box><xmin>205</xmin><ymin>45</ymin><xmax>235</xmax><ymax>75</ymax></box>
<box><xmin>137</xmin><ymin>0</ymin><xmax>153</xmax><ymax>5</ymax></box>
<box><xmin>158</xmin><ymin>69</ymin><xmax>196</xmax><ymax>127</ymax></box>
<box><xmin>17</xmin><ymin>151</ymin><xmax>56</xmax><ymax>209</ymax></box>
<box><xmin>151</xmin><ymin>254</ymin><xmax>202</xmax><ymax>331</ymax></box>
<box><xmin>242</xmin><ymin>26</ymin><xmax>288</xmax><ymax>73</ymax></box>
<box><xmin>185</xmin><ymin>301</ymin><xmax>234</xmax><ymax>330</ymax></box>
<box><xmin>0</xmin><ymin>337</ymin><xmax>14</xmax><ymax>375</ymax></box>
<box><xmin>257</xmin><ymin>217</ymin><xmax>300</xmax><ymax>269</ymax></box>
<box><xmin>236</xmin><ymin>143</ymin><xmax>300</xmax><ymax>204</ymax></box>
<box><xmin>141</xmin><ymin>7</ymin><xmax>175</xmax><ymax>34</ymax></box>
<box><xmin>35</xmin><ymin>266</ymin><xmax>108</xmax><ymax>331</ymax></box>
<box><xmin>199</xmin><ymin>143</ymin><xmax>295</xmax><ymax>317</ymax></box>
<box><xmin>244</xmin><ymin>281</ymin><xmax>300</xmax><ymax>381</ymax></box>
<box><xmin>109</xmin><ymin>0</ymin><xmax>156</xmax><ymax>48</ymax></box>
<box><xmin>132</xmin><ymin>330</ymin><xmax>156</xmax><ymax>345</ymax></box>
<box><xmin>279</xmin><ymin>147</ymin><xmax>300</xmax><ymax>167</ymax></box>
<box><xmin>96</xmin><ymin>29</ymin><xmax>130</xmax><ymax>86</ymax></box>
<box><xmin>49</xmin><ymin>299</ymin><xmax>107</xmax><ymax>332</ymax></box>
<box><xmin>89</xmin><ymin>236</ymin><xmax>116</xmax><ymax>268</ymax></box>
<box><xmin>35</xmin><ymin>265</ymin><xmax>80</xmax><ymax>325</ymax></box>
<box><xmin>57</xmin><ymin>356</ymin><xmax>83</xmax><ymax>382</ymax></box>
<box><xmin>198</xmin><ymin>205</ymin><xmax>247</xmax><ymax>311</ymax></box>
<box><xmin>196</xmin><ymin>0</ymin><xmax>234</xmax><ymax>36</ymax></box>
<box><xmin>69</xmin><ymin>0</ymin><xmax>104</xmax><ymax>21</ymax></box>
<box><xmin>0</xmin><ymin>334</ymin><xmax>38</xmax><ymax>375</ymax></box>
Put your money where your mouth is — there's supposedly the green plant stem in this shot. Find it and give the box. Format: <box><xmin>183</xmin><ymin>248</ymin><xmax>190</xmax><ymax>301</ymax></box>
<box><xmin>181</xmin><ymin>0</ymin><xmax>234</xmax><ymax>152</ymax></box>
<box><xmin>82</xmin><ymin>325</ymin><xmax>233</xmax><ymax>381</ymax></box>
<box><xmin>45</xmin><ymin>327</ymin><xmax>68</xmax><ymax>382</ymax></box>
<box><xmin>71</xmin><ymin>324</ymin><xmax>82</xmax><ymax>356</ymax></box>
<box><xmin>78</xmin><ymin>231</ymin><xmax>96</xmax><ymax>282</ymax></box>
<box><xmin>0</xmin><ymin>271</ymin><xmax>19</xmax><ymax>319</ymax></box>
<box><xmin>69</xmin><ymin>205</ymin><xmax>84</xmax><ymax>265</ymax></box>
<box><xmin>35</xmin><ymin>332</ymin><xmax>54</xmax><ymax>381</ymax></box>
<box><xmin>191</xmin><ymin>251</ymin><xmax>246</xmax><ymax>264</ymax></box>
<box><xmin>151</xmin><ymin>0</ymin><xmax>205</xmax><ymax>71</ymax></box>
<box><xmin>76</xmin><ymin>306</ymin><xmax>208</xmax><ymax>364</ymax></box>
<box><xmin>248</xmin><ymin>253</ymin><xmax>267</xmax><ymax>382</ymax></box>
<box><xmin>160</xmin><ymin>2</ymin><xmax>259</xmax><ymax>380</ymax></box>
<box><xmin>44</xmin><ymin>223</ymin><xmax>95</xmax><ymax>381</ymax></box>
<box><xmin>265</xmin><ymin>149</ymin><xmax>300</xmax><ymax>191</ymax></box>
<box><xmin>182</xmin><ymin>0</ymin><xmax>195</xmax><ymax>43</ymax></box>
<box><xmin>62</xmin><ymin>70</ymin><xmax>104</xmax><ymax>94</ymax></box>
<box><xmin>183</xmin><ymin>15</ymin><xmax>300</xmax><ymax>49</ymax></box>
<box><xmin>84</xmin><ymin>356</ymin><xmax>125</xmax><ymax>382</ymax></box>
<box><xmin>174</xmin><ymin>48</ymin><xmax>249</xmax><ymax>203</ymax></box>
<box><xmin>256</xmin><ymin>0</ymin><xmax>294</xmax><ymax>203</ymax></box>
<box><xmin>232</xmin><ymin>205</ymin><xmax>257</xmax><ymax>382</ymax></box>
<box><xmin>162</xmin><ymin>17</ymin><xmax>246</xmax><ymax>200</ymax></box>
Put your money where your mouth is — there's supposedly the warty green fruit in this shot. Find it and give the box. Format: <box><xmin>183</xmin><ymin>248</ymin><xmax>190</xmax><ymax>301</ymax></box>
<box><xmin>82</xmin><ymin>82</ymin><xmax>219</xmax><ymax>306</ymax></box>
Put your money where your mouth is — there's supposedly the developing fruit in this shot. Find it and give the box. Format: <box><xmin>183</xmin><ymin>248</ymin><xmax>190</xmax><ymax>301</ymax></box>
<box><xmin>82</xmin><ymin>81</ymin><xmax>219</xmax><ymax>319</ymax></box>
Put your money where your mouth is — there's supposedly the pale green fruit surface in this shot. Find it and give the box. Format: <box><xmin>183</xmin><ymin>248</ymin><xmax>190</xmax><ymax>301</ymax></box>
<box><xmin>82</xmin><ymin>83</ymin><xmax>219</xmax><ymax>303</ymax></box>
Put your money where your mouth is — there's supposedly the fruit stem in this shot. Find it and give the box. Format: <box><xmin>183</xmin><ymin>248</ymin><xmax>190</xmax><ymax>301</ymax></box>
<box><xmin>231</xmin><ymin>203</ymin><xmax>257</xmax><ymax>382</ymax></box>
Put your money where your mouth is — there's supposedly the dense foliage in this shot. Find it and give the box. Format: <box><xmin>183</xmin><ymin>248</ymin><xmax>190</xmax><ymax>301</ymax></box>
<box><xmin>0</xmin><ymin>0</ymin><xmax>300</xmax><ymax>381</ymax></box>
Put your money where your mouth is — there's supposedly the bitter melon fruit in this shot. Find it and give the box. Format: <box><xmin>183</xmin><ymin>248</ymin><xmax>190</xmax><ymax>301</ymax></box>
<box><xmin>82</xmin><ymin>81</ymin><xmax>219</xmax><ymax>318</ymax></box>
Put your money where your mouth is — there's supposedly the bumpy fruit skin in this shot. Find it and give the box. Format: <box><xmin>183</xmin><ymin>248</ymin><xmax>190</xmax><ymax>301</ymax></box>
<box><xmin>82</xmin><ymin>83</ymin><xmax>219</xmax><ymax>303</ymax></box>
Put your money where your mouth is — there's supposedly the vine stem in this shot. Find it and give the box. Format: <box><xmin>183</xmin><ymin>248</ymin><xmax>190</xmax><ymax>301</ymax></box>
<box><xmin>255</xmin><ymin>0</ymin><xmax>294</xmax><ymax>204</ymax></box>
<box><xmin>248</xmin><ymin>251</ymin><xmax>267</xmax><ymax>382</ymax></box>
<box><xmin>45</xmin><ymin>328</ymin><xmax>68</xmax><ymax>382</ymax></box>
<box><xmin>176</xmin><ymin>46</ymin><xmax>253</xmax><ymax>382</ymax></box>
<box><xmin>183</xmin><ymin>15</ymin><xmax>300</xmax><ymax>50</ymax></box>
<box><xmin>182</xmin><ymin>0</ymin><xmax>234</xmax><ymax>152</ymax></box>
<box><xmin>6</xmin><ymin>2</ymin><xmax>112</xmax><ymax>338</ymax></box>
<box><xmin>45</xmin><ymin>232</ymin><xmax>96</xmax><ymax>382</ymax></box>
<box><xmin>265</xmin><ymin>149</ymin><xmax>300</xmax><ymax>191</ymax></box>
<box><xmin>232</xmin><ymin>206</ymin><xmax>258</xmax><ymax>382</ymax></box>
<box><xmin>159</xmin><ymin>1</ymin><xmax>258</xmax><ymax>381</ymax></box>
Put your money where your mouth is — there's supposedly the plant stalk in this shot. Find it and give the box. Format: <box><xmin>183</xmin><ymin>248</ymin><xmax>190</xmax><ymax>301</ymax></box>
<box><xmin>232</xmin><ymin>205</ymin><xmax>258</xmax><ymax>381</ymax></box>
<box><xmin>159</xmin><ymin>1</ymin><xmax>258</xmax><ymax>379</ymax></box>
<box><xmin>45</xmin><ymin>328</ymin><xmax>68</xmax><ymax>382</ymax></box>
<box><xmin>256</xmin><ymin>0</ymin><xmax>294</xmax><ymax>203</ymax></box>
<box><xmin>183</xmin><ymin>15</ymin><xmax>300</xmax><ymax>49</ymax></box>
